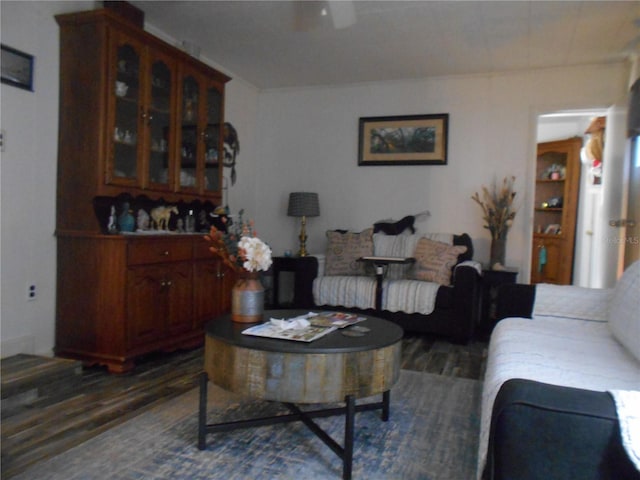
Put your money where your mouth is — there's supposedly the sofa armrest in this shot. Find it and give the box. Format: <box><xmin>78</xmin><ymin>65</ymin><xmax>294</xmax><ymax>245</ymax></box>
<box><xmin>485</xmin><ymin>379</ymin><xmax>639</xmax><ymax>480</ymax></box>
<box><xmin>533</xmin><ymin>284</ymin><xmax>612</xmax><ymax>322</ymax></box>
<box><xmin>314</xmin><ymin>254</ymin><xmax>326</xmax><ymax>278</ymax></box>
<box><xmin>449</xmin><ymin>263</ymin><xmax>483</xmax><ymax>333</ymax></box>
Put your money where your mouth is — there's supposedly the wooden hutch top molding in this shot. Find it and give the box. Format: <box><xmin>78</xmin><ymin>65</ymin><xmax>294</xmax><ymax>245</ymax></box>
<box><xmin>55</xmin><ymin>8</ymin><xmax>231</xmax><ymax>85</ymax></box>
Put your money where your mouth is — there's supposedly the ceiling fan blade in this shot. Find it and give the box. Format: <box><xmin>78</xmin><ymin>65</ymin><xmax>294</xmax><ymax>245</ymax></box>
<box><xmin>292</xmin><ymin>0</ymin><xmax>356</xmax><ymax>32</ymax></box>
<box><xmin>328</xmin><ymin>0</ymin><xmax>356</xmax><ymax>30</ymax></box>
<box><xmin>292</xmin><ymin>1</ymin><xmax>323</xmax><ymax>32</ymax></box>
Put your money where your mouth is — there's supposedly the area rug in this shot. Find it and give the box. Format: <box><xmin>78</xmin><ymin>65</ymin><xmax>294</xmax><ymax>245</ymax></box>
<box><xmin>12</xmin><ymin>370</ymin><xmax>481</xmax><ymax>480</ymax></box>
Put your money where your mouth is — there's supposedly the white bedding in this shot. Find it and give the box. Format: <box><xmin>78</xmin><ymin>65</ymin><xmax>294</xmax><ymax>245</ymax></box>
<box><xmin>478</xmin><ymin>316</ymin><xmax>640</xmax><ymax>478</ymax></box>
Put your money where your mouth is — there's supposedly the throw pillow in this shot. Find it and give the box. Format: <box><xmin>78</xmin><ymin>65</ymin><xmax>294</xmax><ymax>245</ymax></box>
<box><xmin>325</xmin><ymin>228</ymin><xmax>374</xmax><ymax>276</ymax></box>
<box><xmin>411</xmin><ymin>237</ymin><xmax>467</xmax><ymax>286</ymax></box>
<box><xmin>607</xmin><ymin>260</ymin><xmax>640</xmax><ymax>363</ymax></box>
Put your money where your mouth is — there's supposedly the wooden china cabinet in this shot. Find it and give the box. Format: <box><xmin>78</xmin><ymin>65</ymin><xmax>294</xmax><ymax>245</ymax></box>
<box><xmin>54</xmin><ymin>7</ymin><xmax>233</xmax><ymax>372</ymax></box>
<box><xmin>530</xmin><ymin>138</ymin><xmax>582</xmax><ymax>285</ymax></box>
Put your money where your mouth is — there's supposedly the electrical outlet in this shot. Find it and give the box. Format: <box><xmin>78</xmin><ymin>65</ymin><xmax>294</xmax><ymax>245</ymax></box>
<box><xmin>27</xmin><ymin>284</ymin><xmax>36</xmax><ymax>301</ymax></box>
<box><xmin>0</xmin><ymin>129</ymin><xmax>5</xmax><ymax>152</ymax></box>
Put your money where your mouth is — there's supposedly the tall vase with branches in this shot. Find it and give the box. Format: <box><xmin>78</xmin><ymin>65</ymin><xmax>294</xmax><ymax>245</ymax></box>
<box><xmin>472</xmin><ymin>176</ymin><xmax>517</xmax><ymax>269</ymax></box>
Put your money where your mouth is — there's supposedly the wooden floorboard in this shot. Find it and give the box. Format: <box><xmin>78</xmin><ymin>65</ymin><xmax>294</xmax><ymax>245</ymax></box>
<box><xmin>1</xmin><ymin>333</ymin><xmax>486</xmax><ymax>478</ymax></box>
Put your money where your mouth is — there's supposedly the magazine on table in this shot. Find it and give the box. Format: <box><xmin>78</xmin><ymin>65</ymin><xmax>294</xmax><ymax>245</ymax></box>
<box><xmin>242</xmin><ymin>322</ymin><xmax>336</xmax><ymax>342</ymax></box>
<box><xmin>242</xmin><ymin>312</ymin><xmax>337</xmax><ymax>342</ymax></box>
<box><xmin>241</xmin><ymin>311</ymin><xmax>367</xmax><ymax>342</ymax></box>
<box><xmin>308</xmin><ymin>311</ymin><xmax>367</xmax><ymax>329</ymax></box>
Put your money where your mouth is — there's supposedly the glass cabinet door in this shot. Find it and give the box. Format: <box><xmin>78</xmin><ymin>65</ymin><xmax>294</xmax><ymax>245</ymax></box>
<box><xmin>146</xmin><ymin>54</ymin><xmax>174</xmax><ymax>189</ymax></box>
<box><xmin>178</xmin><ymin>73</ymin><xmax>200</xmax><ymax>191</ymax></box>
<box><xmin>111</xmin><ymin>39</ymin><xmax>143</xmax><ymax>185</ymax></box>
<box><xmin>203</xmin><ymin>85</ymin><xmax>222</xmax><ymax>194</ymax></box>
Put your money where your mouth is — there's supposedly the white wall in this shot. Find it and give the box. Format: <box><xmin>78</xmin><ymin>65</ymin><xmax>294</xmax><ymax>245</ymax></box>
<box><xmin>0</xmin><ymin>1</ymin><xmax>630</xmax><ymax>357</ymax></box>
<box><xmin>252</xmin><ymin>66</ymin><xmax>629</xmax><ymax>282</ymax></box>
<box><xmin>0</xmin><ymin>1</ymin><xmax>93</xmax><ymax>357</ymax></box>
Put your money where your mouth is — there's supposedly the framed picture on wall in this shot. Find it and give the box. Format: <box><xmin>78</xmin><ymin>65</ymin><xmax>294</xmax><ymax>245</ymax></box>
<box><xmin>358</xmin><ymin>113</ymin><xmax>448</xmax><ymax>166</ymax></box>
<box><xmin>1</xmin><ymin>44</ymin><xmax>34</xmax><ymax>91</ymax></box>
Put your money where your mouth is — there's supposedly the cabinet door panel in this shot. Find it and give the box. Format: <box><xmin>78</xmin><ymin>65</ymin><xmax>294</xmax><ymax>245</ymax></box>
<box><xmin>127</xmin><ymin>264</ymin><xmax>165</xmax><ymax>348</ymax></box>
<box><xmin>146</xmin><ymin>50</ymin><xmax>176</xmax><ymax>189</ymax></box>
<box><xmin>166</xmin><ymin>262</ymin><xmax>193</xmax><ymax>335</ymax></box>
<box><xmin>204</xmin><ymin>85</ymin><xmax>222</xmax><ymax>193</ymax></box>
<box><xmin>109</xmin><ymin>32</ymin><xmax>145</xmax><ymax>186</ymax></box>
<box><xmin>177</xmin><ymin>72</ymin><xmax>200</xmax><ymax>192</ymax></box>
<box><xmin>531</xmin><ymin>238</ymin><xmax>563</xmax><ymax>284</ymax></box>
<box><xmin>193</xmin><ymin>260</ymin><xmax>224</xmax><ymax>329</ymax></box>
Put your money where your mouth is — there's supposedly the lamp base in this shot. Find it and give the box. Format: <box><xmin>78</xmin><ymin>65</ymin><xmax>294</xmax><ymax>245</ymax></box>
<box><xmin>297</xmin><ymin>216</ymin><xmax>308</xmax><ymax>257</ymax></box>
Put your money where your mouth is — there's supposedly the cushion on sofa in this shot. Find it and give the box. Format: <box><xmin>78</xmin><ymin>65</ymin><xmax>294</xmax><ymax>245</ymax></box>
<box><xmin>324</xmin><ymin>228</ymin><xmax>374</xmax><ymax>276</ymax></box>
<box><xmin>607</xmin><ymin>260</ymin><xmax>640</xmax><ymax>363</ymax></box>
<box><xmin>312</xmin><ymin>275</ymin><xmax>377</xmax><ymax>310</ymax></box>
<box><xmin>382</xmin><ymin>278</ymin><xmax>441</xmax><ymax>315</ymax></box>
<box><xmin>410</xmin><ymin>237</ymin><xmax>467</xmax><ymax>286</ymax></box>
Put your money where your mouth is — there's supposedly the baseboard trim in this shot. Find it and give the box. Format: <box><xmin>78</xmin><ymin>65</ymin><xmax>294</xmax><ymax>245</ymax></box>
<box><xmin>1</xmin><ymin>335</ymin><xmax>35</xmax><ymax>358</ymax></box>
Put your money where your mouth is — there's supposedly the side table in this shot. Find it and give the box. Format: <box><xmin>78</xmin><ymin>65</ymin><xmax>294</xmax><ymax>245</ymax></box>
<box><xmin>481</xmin><ymin>266</ymin><xmax>519</xmax><ymax>334</ymax></box>
<box><xmin>270</xmin><ymin>256</ymin><xmax>318</xmax><ymax>309</ymax></box>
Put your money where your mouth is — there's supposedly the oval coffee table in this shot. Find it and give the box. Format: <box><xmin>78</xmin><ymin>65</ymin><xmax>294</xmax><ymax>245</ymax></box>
<box><xmin>198</xmin><ymin>309</ymin><xmax>403</xmax><ymax>480</ymax></box>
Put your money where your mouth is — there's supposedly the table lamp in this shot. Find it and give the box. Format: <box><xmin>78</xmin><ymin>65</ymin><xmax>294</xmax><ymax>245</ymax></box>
<box><xmin>287</xmin><ymin>192</ymin><xmax>320</xmax><ymax>257</ymax></box>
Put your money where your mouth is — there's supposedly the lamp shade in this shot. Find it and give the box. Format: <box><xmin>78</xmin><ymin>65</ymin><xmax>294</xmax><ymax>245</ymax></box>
<box><xmin>287</xmin><ymin>192</ymin><xmax>320</xmax><ymax>217</ymax></box>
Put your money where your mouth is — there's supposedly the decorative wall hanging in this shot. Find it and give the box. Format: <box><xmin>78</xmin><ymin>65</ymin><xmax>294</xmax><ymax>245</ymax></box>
<box><xmin>1</xmin><ymin>44</ymin><xmax>34</xmax><ymax>91</ymax></box>
<box><xmin>358</xmin><ymin>114</ymin><xmax>448</xmax><ymax>166</ymax></box>
<box><xmin>222</xmin><ymin>122</ymin><xmax>240</xmax><ymax>185</ymax></box>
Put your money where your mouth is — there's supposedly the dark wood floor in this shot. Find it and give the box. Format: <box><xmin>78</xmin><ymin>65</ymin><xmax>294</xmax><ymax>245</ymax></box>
<box><xmin>1</xmin><ymin>333</ymin><xmax>487</xmax><ymax>478</ymax></box>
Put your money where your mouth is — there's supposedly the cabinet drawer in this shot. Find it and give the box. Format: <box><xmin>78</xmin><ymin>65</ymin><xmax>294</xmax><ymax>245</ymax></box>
<box><xmin>128</xmin><ymin>239</ymin><xmax>192</xmax><ymax>265</ymax></box>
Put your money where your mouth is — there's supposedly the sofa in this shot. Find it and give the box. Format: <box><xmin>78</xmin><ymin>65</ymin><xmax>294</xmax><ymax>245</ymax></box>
<box><xmin>310</xmin><ymin>225</ymin><xmax>482</xmax><ymax>342</ymax></box>
<box><xmin>479</xmin><ymin>260</ymin><xmax>640</xmax><ymax>480</ymax></box>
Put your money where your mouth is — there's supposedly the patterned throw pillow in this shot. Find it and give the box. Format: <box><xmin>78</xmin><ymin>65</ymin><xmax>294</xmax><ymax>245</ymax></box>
<box><xmin>410</xmin><ymin>237</ymin><xmax>467</xmax><ymax>286</ymax></box>
<box><xmin>325</xmin><ymin>228</ymin><xmax>374</xmax><ymax>276</ymax></box>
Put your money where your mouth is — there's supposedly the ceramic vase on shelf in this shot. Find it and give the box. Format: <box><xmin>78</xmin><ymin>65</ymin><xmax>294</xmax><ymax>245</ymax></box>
<box><xmin>231</xmin><ymin>271</ymin><xmax>264</xmax><ymax>323</ymax></box>
<box><xmin>118</xmin><ymin>202</ymin><xmax>135</xmax><ymax>233</ymax></box>
<box><xmin>490</xmin><ymin>233</ymin><xmax>507</xmax><ymax>269</ymax></box>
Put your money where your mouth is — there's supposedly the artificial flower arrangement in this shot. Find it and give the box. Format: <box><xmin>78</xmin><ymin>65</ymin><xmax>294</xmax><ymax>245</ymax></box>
<box><xmin>471</xmin><ymin>176</ymin><xmax>517</xmax><ymax>240</ymax></box>
<box><xmin>205</xmin><ymin>208</ymin><xmax>272</xmax><ymax>273</ymax></box>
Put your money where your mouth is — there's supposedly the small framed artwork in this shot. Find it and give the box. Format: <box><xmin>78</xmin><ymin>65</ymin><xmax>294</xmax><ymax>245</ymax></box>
<box><xmin>1</xmin><ymin>44</ymin><xmax>34</xmax><ymax>91</ymax></box>
<box><xmin>358</xmin><ymin>113</ymin><xmax>448</xmax><ymax>166</ymax></box>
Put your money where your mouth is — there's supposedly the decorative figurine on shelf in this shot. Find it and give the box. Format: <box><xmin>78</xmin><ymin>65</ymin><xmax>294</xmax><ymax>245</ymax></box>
<box><xmin>107</xmin><ymin>205</ymin><xmax>118</xmax><ymax>234</ymax></box>
<box><xmin>118</xmin><ymin>202</ymin><xmax>135</xmax><ymax>233</ymax></box>
<box><xmin>210</xmin><ymin>205</ymin><xmax>232</xmax><ymax>232</ymax></box>
<box><xmin>198</xmin><ymin>210</ymin><xmax>210</xmax><ymax>232</ymax></box>
<box><xmin>150</xmin><ymin>205</ymin><xmax>178</xmax><ymax>231</ymax></box>
<box><xmin>137</xmin><ymin>209</ymin><xmax>150</xmax><ymax>231</ymax></box>
<box><xmin>185</xmin><ymin>209</ymin><xmax>196</xmax><ymax>233</ymax></box>
<box><xmin>223</xmin><ymin>122</ymin><xmax>240</xmax><ymax>185</ymax></box>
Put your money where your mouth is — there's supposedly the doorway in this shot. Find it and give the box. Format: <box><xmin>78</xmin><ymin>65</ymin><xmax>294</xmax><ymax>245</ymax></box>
<box><xmin>536</xmin><ymin>109</ymin><xmax>607</xmax><ymax>287</ymax></box>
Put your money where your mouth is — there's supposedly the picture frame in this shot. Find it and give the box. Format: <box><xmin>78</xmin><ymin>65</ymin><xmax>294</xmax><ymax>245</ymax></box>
<box><xmin>358</xmin><ymin>113</ymin><xmax>448</xmax><ymax>166</ymax></box>
<box><xmin>1</xmin><ymin>44</ymin><xmax>34</xmax><ymax>91</ymax></box>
